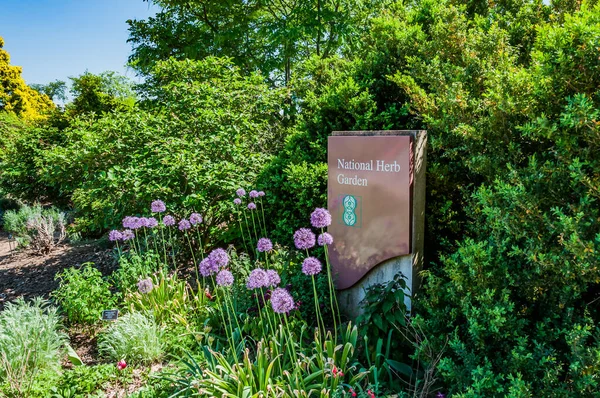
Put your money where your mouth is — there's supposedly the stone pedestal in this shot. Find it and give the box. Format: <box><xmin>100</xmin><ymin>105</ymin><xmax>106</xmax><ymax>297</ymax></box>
<box><xmin>328</xmin><ymin>130</ymin><xmax>427</xmax><ymax>318</ymax></box>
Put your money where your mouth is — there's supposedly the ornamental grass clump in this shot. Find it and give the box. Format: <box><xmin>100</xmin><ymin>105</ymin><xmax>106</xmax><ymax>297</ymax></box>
<box><xmin>0</xmin><ymin>298</ymin><xmax>68</xmax><ymax>396</ymax></box>
<box><xmin>98</xmin><ymin>312</ymin><xmax>163</xmax><ymax>365</ymax></box>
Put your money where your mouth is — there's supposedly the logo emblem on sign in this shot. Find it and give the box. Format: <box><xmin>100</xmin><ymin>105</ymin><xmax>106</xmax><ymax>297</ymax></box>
<box><xmin>342</xmin><ymin>195</ymin><xmax>358</xmax><ymax>226</ymax></box>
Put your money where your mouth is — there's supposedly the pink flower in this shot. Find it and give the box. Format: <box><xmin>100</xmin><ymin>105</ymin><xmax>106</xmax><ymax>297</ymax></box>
<box><xmin>117</xmin><ymin>360</ymin><xmax>127</xmax><ymax>370</ymax></box>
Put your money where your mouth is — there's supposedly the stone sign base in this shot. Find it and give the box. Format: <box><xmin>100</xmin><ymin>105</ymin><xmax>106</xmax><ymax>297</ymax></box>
<box><xmin>338</xmin><ymin>254</ymin><xmax>413</xmax><ymax>319</ymax></box>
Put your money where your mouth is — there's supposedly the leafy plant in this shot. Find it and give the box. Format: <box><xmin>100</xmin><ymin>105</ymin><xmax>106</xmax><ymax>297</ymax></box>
<box><xmin>49</xmin><ymin>363</ymin><xmax>128</xmax><ymax>398</ymax></box>
<box><xmin>52</xmin><ymin>263</ymin><xmax>117</xmax><ymax>325</ymax></box>
<box><xmin>0</xmin><ymin>298</ymin><xmax>68</xmax><ymax>397</ymax></box>
<box><xmin>98</xmin><ymin>311</ymin><xmax>164</xmax><ymax>365</ymax></box>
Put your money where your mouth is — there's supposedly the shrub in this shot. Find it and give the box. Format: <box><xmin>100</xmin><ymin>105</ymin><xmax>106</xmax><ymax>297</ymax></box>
<box><xmin>98</xmin><ymin>312</ymin><xmax>163</xmax><ymax>365</ymax></box>
<box><xmin>39</xmin><ymin>57</ymin><xmax>291</xmax><ymax>239</ymax></box>
<box><xmin>52</xmin><ymin>263</ymin><xmax>117</xmax><ymax>325</ymax></box>
<box><xmin>0</xmin><ymin>298</ymin><xmax>68</xmax><ymax>397</ymax></box>
<box><xmin>3</xmin><ymin>204</ymin><xmax>66</xmax><ymax>253</ymax></box>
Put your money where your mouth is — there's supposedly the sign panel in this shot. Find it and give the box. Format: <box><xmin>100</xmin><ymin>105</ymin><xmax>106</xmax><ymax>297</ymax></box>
<box><xmin>328</xmin><ymin>135</ymin><xmax>411</xmax><ymax>289</ymax></box>
<box><xmin>101</xmin><ymin>309</ymin><xmax>119</xmax><ymax>321</ymax></box>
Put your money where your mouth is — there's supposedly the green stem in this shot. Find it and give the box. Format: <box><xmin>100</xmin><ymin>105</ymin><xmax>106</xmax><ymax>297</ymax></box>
<box><xmin>168</xmin><ymin>227</ymin><xmax>176</xmax><ymax>269</ymax></box>
<box><xmin>195</xmin><ymin>228</ymin><xmax>205</xmax><ymax>260</ymax></box>
<box><xmin>259</xmin><ymin>197</ymin><xmax>267</xmax><ymax>237</ymax></box>
<box><xmin>185</xmin><ymin>232</ymin><xmax>199</xmax><ymax>282</ymax></box>
<box><xmin>157</xmin><ymin>214</ymin><xmax>168</xmax><ymax>265</ymax></box>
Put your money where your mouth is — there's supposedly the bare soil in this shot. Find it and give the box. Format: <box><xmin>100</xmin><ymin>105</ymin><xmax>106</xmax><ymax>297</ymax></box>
<box><xmin>0</xmin><ymin>230</ymin><xmax>115</xmax><ymax>309</ymax></box>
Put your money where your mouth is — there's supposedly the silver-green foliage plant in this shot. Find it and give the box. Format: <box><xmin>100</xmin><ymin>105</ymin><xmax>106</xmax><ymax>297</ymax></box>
<box><xmin>3</xmin><ymin>204</ymin><xmax>66</xmax><ymax>253</ymax></box>
<box><xmin>98</xmin><ymin>312</ymin><xmax>163</xmax><ymax>365</ymax></box>
<box><xmin>0</xmin><ymin>298</ymin><xmax>68</xmax><ymax>397</ymax></box>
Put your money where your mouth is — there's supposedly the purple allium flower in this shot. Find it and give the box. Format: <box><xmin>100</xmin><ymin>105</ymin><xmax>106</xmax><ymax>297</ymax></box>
<box><xmin>121</xmin><ymin>229</ymin><xmax>135</xmax><ymax>241</ymax></box>
<box><xmin>147</xmin><ymin>217</ymin><xmax>158</xmax><ymax>228</ymax></box>
<box><xmin>137</xmin><ymin>278</ymin><xmax>153</xmax><ymax>294</ymax></box>
<box><xmin>178</xmin><ymin>219</ymin><xmax>191</xmax><ymax>231</ymax></box>
<box><xmin>248</xmin><ymin>202</ymin><xmax>257</xmax><ymax>210</ymax></box>
<box><xmin>189</xmin><ymin>213</ymin><xmax>203</xmax><ymax>225</ymax></box>
<box><xmin>436</xmin><ymin>393</ymin><xmax>446</xmax><ymax>398</ymax></box>
<box><xmin>208</xmin><ymin>248</ymin><xmax>229</xmax><ymax>268</ymax></box>
<box><xmin>199</xmin><ymin>257</ymin><xmax>218</xmax><ymax>277</ymax></box>
<box><xmin>163</xmin><ymin>215</ymin><xmax>175</xmax><ymax>226</ymax></box>
<box><xmin>236</xmin><ymin>188</ymin><xmax>246</xmax><ymax>197</ymax></box>
<box><xmin>318</xmin><ymin>232</ymin><xmax>333</xmax><ymax>246</ymax></box>
<box><xmin>310</xmin><ymin>208</ymin><xmax>332</xmax><ymax>228</ymax></box>
<box><xmin>151</xmin><ymin>200</ymin><xmax>166</xmax><ymax>213</ymax></box>
<box><xmin>108</xmin><ymin>230</ymin><xmax>122</xmax><ymax>242</ymax></box>
<box><xmin>302</xmin><ymin>257</ymin><xmax>322</xmax><ymax>275</ymax></box>
<box><xmin>138</xmin><ymin>217</ymin><xmax>149</xmax><ymax>228</ymax></box>
<box><xmin>293</xmin><ymin>228</ymin><xmax>316</xmax><ymax>250</ymax></box>
<box><xmin>257</xmin><ymin>238</ymin><xmax>273</xmax><ymax>253</ymax></box>
<box><xmin>270</xmin><ymin>288</ymin><xmax>295</xmax><ymax>314</ymax></box>
<box><xmin>122</xmin><ymin>216</ymin><xmax>133</xmax><ymax>229</ymax></box>
<box><xmin>246</xmin><ymin>268</ymin><xmax>269</xmax><ymax>289</ymax></box>
<box><xmin>258</xmin><ymin>191</ymin><xmax>265</xmax><ymax>197</ymax></box>
<box><xmin>216</xmin><ymin>270</ymin><xmax>234</xmax><ymax>287</ymax></box>
<box><xmin>124</xmin><ymin>216</ymin><xmax>139</xmax><ymax>229</ymax></box>
<box><xmin>266</xmin><ymin>270</ymin><xmax>281</xmax><ymax>287</ymax></box>
<box><xmin>233</xmin><ymin>198</ymin><xmax>242</xmax><ymax>205</ymax></box>
<box><xmin>249</xmin><ymin>190</ymin><xmax>259</xmax><ymax>198</ymax></box>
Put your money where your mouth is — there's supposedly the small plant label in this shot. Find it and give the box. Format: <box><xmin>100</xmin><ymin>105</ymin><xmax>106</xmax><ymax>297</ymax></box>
<box><xmin>101</xmin><ymin>309</ymin><xmax>119</xmax><ymax>321</ymax></box>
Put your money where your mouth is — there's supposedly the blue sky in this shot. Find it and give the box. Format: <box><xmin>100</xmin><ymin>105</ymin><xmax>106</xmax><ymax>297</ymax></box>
<box><xmin>0</xmin><ymin>0</ymin><xmax>157</xmax><ymax>86</ymax></box>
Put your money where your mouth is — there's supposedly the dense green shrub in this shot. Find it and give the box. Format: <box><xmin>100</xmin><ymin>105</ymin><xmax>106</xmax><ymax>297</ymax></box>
<box><xmin>0</xmin><ymin>298</ymin><xmax>68</xmax><ymax>397</ymax></box>
<box><xmin>53</xmin><ymin>263</ymin><xmax>117</xmax><ymax>325</ymax></box>
<box><xmin>98</xmin><ymin>312</ymin><xmax>164</xmax><ymax>365</ymax></box>
<box><xmin>39</xmin><ymin>57</ymin><xmax>290</xmax><ymax>239</ymax></box>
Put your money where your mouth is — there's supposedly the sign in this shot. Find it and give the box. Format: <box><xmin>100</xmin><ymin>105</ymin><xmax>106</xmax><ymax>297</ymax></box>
<box><xmin>328</xmin><ymin>135</ymin><xmax>411</xmax><ymax>289</ymax></box>
<box><xmin>101</xmin><ymin>309</ymin><xmax>119</xmax><ymax>321</ymax></box>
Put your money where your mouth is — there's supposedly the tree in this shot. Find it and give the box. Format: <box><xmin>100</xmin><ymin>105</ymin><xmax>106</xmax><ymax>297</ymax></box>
<box><xmin>127</xmin><ymin>0</ymin><xmax>388</xmax><ymax>85</ymax></box>
<box><xmin>30</xmin><ymin>80</ymin><xmax>68</xmax><ymax>103</ymax></box>
<box><xmin>0</xmin><ymin>36</ymin><xmax>54</xmax><ymax>121</ymax></box>
<box><xmin>65</xmin><ymin>71</ymin><xmax>135</xmax><ymax>118</ymax></box>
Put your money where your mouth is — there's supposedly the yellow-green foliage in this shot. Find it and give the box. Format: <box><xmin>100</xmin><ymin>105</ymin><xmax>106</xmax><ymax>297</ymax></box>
<box><xmin>0</xmin><ymin>37</ymin><xmax>54</xmax><ymax>121</ymax></box>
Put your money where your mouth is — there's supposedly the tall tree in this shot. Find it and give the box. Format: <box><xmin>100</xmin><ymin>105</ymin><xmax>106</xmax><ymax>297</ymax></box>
<box><xmin>127</xmin><ymin>0</ymin><xmax>388</xmax><ymax>85</ymax></box>
<box><xmin>0</xmin><ymin>36</ymin><xmax>54</xmax><ymax>121</ymax></box>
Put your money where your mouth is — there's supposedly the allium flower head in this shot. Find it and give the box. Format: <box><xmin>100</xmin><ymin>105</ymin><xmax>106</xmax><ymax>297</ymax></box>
<box><xmin>257</xmin><ymin>238</ymin><xmax>273</xmax><ymax>253</ymax></box>
<box><xmin>151</xmin><ymin>200</ymin><xmax>166</xmax><ymax>213</ymax></box>
<box><xmin>246</xmin><ymin>268</ymin><xmax>269</xmax><ymax>289</ymax></box>
<box><xmin>293</xmin><ymin>228</ymin><xmax>316</xmax><ymax>250</ymax></box>
<box><xmin>163</xmin><ymin>215</ymin><xmax>175</xmax><ymax>226</ymax></box>
<box><xmin>208</xmin><ymin>248</ymin><xmax>229</xmax><ymax>268</ymax></box>
<box><xmin>311</xmin><ymin>208</ymin><xmax>332</xmax><ymax>228</ymax></box>
<box><xmin>266</xmin><ymin>269</ymin><xmax>281</xmax><ymax>287</ymax></box>
<box><xmin>233</xmin><ymin>198</ymin><xmax>242</xmax><ymax>205</ymax></box>
<box><xmin>199</xmin><ymin>257</ymin><xmax>218</xmax><ymax>277</ymax></box>
<box><xmin>138</xmin><ymin>217</ymin><xmax>149</xmax><ymax>228</ymax></box>
<box><xmin>178</xmin><ymin>219</ymin><xmax>191</xmax><ymax>231</ymax></box>
<box><xmin>270</xmin><ymin>288</ymin><xmax>295</xmax><ymax>314</ymax></box>
<box><xmin>216</xmin><ymin>270</ymin><xmax>234</xmax><ymax>287</ymax></box>
<box><xmin>108</xmin><ymin>230</ymin><xmax>122</xmax><ymax>241</ymax></box>
<box><xmin>189</xmin><ymin>213</ymin><xmax>203</xmax><ymax>225</ymax></box>
<box><xmin>130</xmin><ymin>217</ymin><xmax>143</xmax><ymax>230</ymax></box>
<box><xmin>318</xmin><ymin>232</ymin><xmax>333</xmax><ymax>246</ymax></box>
<box><xmin>302</xmin><ymin>257</ymin><xmax>322</xmax><ymax>275</ymax></box>
<box><xmin>249</xmin><ymin>190</ymin><xmax>259</xmax><ymax>198</ymax></box>
<box><xmin>236</xmin><ymin>188</ymin><xmax>246</xmax><ymax>197</ymax></box>
<box><xmin>258</xmin><ymin>191</ymin><xmax>265</xmax><ymax>197</ymax></box>
<box><xmin>248</xmin><ymin>202</ymin><xmax>257</xmax><ymax>210</ymax></box>
<box><xmin>137</xmin><ymin>278</ymin><xmax>153</xmax><ymax>294</ymax></box>
<box><xmin>122</xmin><ymin>216</ymin><xmax>134</xmax><ymax>229</ymax></box>
<box><xmin>147</xmin><ymin>217</ymin><xmax>158</xmax><ymax>228</ymax></box>
<box><xmin>121</xmin><ymin>229</ymin><xmax>135</xmax><ymax>241</ymax></box>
